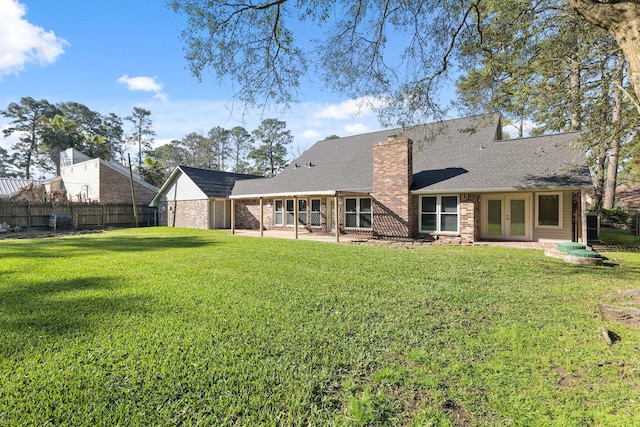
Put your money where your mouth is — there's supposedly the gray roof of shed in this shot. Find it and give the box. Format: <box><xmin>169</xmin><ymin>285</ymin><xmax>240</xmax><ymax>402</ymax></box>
<box><xmin>179</xmin><ymin>166</ymin><xmax>260</xmax><ymax>197</ymax></box>
<box><xmin>231</xmin><ymin>114</ymin><xmax>592</xmax><ymax>197</ymax></box>
<box><xmin>0</xmin><ymin>178</ymin><xmax>32</xmax><ymax>198</ymax></box>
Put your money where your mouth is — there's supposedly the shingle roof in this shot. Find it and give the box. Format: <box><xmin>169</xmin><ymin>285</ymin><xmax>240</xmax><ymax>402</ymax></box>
<box><xmin>0</xmin><ymin>178</ymin><xmax>32</xmax><ymax>198</ymax></box>
<box><xmin>179</xmin><ymin>166</ymin><xmax>260</xmax><ymax>198</ymax></box>
<box><xmin>411</xmin><ymin>131</ymin><xmax>592</xmax><ymax>192</ymax></box>
<box><xmin>231</xmin><ymin>113</ymin><xmax>592</xmax><ymax>197</ymax></box>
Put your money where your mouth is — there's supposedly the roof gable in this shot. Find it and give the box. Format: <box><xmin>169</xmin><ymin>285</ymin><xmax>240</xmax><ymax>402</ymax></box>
<box><xmin>151</xmin><ymin>166</ymin><xmax>261</xmax><ymax>205</ymax></box>
<box><xmin>180</xmin><ymin>166</ymin><xmax>260</xmax><ymax>197</ymax></box>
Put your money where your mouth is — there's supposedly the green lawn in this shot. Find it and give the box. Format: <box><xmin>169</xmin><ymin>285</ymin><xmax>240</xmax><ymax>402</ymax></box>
<box><xmin>1</xmin><ymin>228</ymin><xmax>639</xmax><ymax>426</ymax></box>
<box><xmin>600</xmin><ymin>227</ymin><xmax>639</xmax><ymax>247</ymax></box>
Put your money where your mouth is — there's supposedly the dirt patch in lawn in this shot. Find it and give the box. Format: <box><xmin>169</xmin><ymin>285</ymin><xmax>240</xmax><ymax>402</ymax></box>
<box><xmin>600</xmin><ymin>289</ymin><xmax>640</xmax><ymax>329</ymax></box>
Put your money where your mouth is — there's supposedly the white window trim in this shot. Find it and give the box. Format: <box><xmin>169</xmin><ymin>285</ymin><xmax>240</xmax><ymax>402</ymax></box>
<box><xmin>274</xmin><ymin>199</ymin><xmax>284</xmax><ymax>226</ymax></box>
<box><xmin>344</xmin><ymin>197</ymin><xmax>373</xmax><ymax>230</ymax></box>
<box><xmin>419</xmin><ymin>194</ymin><xmax>460</xmax><ymax>234</ymax></box>
<box><xmin>310</xmin><ymin>198</ymin><xmax>322</xmax><ymax>228</ymax></box>
<box><xmin>285</xmin><ymin>199</ymin><xmax>295</xmax><ymax>226</ymax></box>
<box><xmin>298</xmin><ymin>198</ymin><xmax>308</xmax><ymax>226</ymax></box>
<box><xmin>535</xmin><ymin>192</ymin><xmax>563</xmax><ymax>229</ymax></box>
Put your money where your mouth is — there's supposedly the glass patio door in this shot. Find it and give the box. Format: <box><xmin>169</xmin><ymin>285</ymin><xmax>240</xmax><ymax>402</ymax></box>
<box><xmin>508</xmin><ymin>198</ymin><xmax>526</xmax><ymax>238</ymax></box>
<box><xmin>484</xmin><ymin>195</ymin><xmax>530</xmax><ymax>240</ymax></box>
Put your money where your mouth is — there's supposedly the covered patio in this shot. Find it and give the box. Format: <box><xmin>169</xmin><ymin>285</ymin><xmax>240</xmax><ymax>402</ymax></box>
<box><xmin>230</xmin><ymin>228</ymin><xmax>367</xmax><ymax>243</ymax></box>
<box><xmin>230</xmin><ymin>229</ymin><xmax>558</xmax><ymax>249</ymax></box>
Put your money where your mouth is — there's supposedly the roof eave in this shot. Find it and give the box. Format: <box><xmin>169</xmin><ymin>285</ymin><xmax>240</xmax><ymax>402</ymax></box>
<box><xmin>410</xmin><ymin>183</ymin><xmax>593</xmax><ymax>195</ymax></box>
<box><xmin>230</xmin><ymin>190</ymin><xmax>337</xmax><ymax>199</ymax></box>
<box><xmin>229</xmin><ymin>188</ymin><xmax>373</xmax><ymax>199</ymax></box>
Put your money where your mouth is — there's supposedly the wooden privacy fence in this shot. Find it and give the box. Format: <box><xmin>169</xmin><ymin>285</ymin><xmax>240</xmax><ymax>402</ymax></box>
<box><xmin>0</xmin><ymin>201</ymin><xmax>158</xmax><ymax>229</ymax></box>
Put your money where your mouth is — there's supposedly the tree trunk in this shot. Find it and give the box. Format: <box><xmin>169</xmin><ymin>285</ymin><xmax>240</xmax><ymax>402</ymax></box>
<box><xmin>603</xmin><ymin>51</ymin><xmax>625</xmax><ymax>209</ymax></box>
<box><xmin>25</xmin><ymin>150</ymin><xmax>32</xmax><ymax>180</ymax></box>
<box><xmin>570</xmin><ymin>0</ymin><xmax>640</xmax><ymax>111</ymax></box>
<box><xmin>569</xmin><ymin>15</ymin><xmax>582</xmax><ymax>131</ymax></box>
<box><xmin>594</xmin><ymin>142</ymin><xmax>607</xmax><ymax>214</ymax></box>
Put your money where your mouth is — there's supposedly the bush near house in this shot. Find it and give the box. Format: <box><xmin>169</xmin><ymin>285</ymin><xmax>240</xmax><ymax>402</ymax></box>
<box><xmin>1</xmin><ymin>228</ymin><xmax>639</xmax><ymax>425</ymax></box>
<box><xmin>600</xmin><ymin>208</ymin><xmax>631</xmax><ymax>227</ymax></box>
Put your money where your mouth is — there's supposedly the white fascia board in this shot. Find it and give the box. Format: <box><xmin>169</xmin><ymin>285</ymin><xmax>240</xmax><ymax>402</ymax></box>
<box><xmin>410</xmin><ymin>184</ymin><xmax>593</xmax><ymax>195</ymax></box>
<box><xmin>230</xmin><ymin>190</ymin><xmax>337</xmax><ymax>199</ymax></box>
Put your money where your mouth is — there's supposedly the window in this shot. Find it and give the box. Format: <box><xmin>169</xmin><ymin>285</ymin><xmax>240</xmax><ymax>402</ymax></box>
<box><xmin>286</xmin><ymin>199</ymin><xmax>295</xmax><ymax>226</ymax></box>
<box><xmin>311</xmin><ymin>199</ymin><xmax>321</xmax><ymax>227</ymax></box>
<box><xmin>274</xmin><ymin>199</ymin><xmax>283</xmax><ymax>225</ymax></box>
<box><xmin>420</xmin><ymin>195</ymin><xmax>459</xmax><ymax>233</ymax></box>
<box><xmin>298</xmin><ymin>199</ymin><xmax>308</xmax><ymax>226</ymax></box>
<box><xmin>537</xmin><ymin>193</ymin><xmax>562</xmax><ymax>228</ymax></box>
<box><xmin>345</xmin><ymin>197</ymin><xmax>372</xmax><ymax>229</ymax></box>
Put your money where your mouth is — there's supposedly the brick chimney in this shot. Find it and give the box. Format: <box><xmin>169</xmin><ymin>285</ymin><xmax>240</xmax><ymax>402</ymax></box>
<box><xmin>372</xmin><ymin>135</ymin><xmax>414</xmax><ymax>238</ymax></box>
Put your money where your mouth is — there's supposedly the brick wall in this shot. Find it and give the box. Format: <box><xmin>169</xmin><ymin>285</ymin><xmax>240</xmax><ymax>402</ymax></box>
<box><xmin>459</xmin><ymin>193</ymin><xmax>479</xmax><ymax>242</ymax></box>
<box><xmin>234</xmin><ymin>199</ymin><xmax>264</xmax><ymax>230</ymax></box>
<box><xmin>372</xmin><ymin>136</ymin><xmax>414</xmax><ymax>238</ymax></box>
<box><xmin>162</xmin><ymin>199</ymin><xmax>209</xmax><ymax>229</ymax></box>
<box><xmin>99</xmin><ymin>164</ymin><xmax>157</xmax><ymax>205</ymax></box>
<box><xmin>158</xmin><ymin>201</ymin><xmax>169</xmax><ymax>226</ymax></box>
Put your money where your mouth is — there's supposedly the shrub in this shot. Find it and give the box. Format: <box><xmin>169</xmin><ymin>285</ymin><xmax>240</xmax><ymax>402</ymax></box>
<box><xmin>600</xmin><ymin>208</ymin><xmax>630</xmax><ymax>226</ymax></box>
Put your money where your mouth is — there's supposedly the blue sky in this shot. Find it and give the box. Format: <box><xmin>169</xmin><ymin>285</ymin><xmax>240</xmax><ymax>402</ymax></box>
<box><xmin>0</xmin><ymin>0</ymin><xmax>461</xmax><ymax>176</ymax></box>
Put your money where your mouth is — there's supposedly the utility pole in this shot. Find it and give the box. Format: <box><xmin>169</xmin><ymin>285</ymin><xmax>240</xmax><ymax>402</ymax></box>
<box><xmin>128</xmin><ymin>153</ymin><xmax>139</xmax><ymax>227</ymax></box>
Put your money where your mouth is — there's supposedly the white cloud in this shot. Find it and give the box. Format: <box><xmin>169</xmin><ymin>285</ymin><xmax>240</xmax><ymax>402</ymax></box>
<box><xmin>313</xmin><ymin>96</ymin><xmax>387</xmax><ymax>120</ymax></box>
<box><xmin>344</xmin><ymin>123</ymin><xmax>370</xmax><ymax>134</ymax></box>
<box><xmin>0</xmin><ymin>0</ymin><xmax>67</xmax><ymax>77</ymax></box>
<box><xmin>0</xmin><ymin>123</ymin><xmax>18</xmax><ymax>151</ymax></box>
<box><xmin>302</xmin><ymin>129</ymin><xmax>321</xmax><ymax>140</ymax></box>
<box><xmin>117</xmin><ymin>75</ymin><xmax>168</xmax><ymax>102</ymax></box>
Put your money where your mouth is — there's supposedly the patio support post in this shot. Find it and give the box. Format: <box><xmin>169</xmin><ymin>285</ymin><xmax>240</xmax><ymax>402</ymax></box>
<box><xmin>335</xmin><ymin>195</ymin><xmax>340</xmax><ymax>243</ymax></box>
<box><xmin>294</xmin><ymin>196</ymin><xmax>299</xmax><ymax>239</ymax></box>
<box><xmin>231</xmin><ymin>198</ymin><xmax>235</xmax><ymax>235</ymax></box>
<box><xmin>260</xmin><ymin>197</ymin><xmax>264</xmax><ymax>237</ymax></box>
<box><xmin>581</xmin><ymin>188</ymin><xmax>587</xmax><ymax>244</ymax></box>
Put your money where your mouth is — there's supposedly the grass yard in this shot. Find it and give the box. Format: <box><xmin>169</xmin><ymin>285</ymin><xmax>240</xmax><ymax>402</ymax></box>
<box><xmin>1</xmin><ymin>228</ymin><xmax>640</xmax><ymax>426</ymax></box>
<box><xmin>600</xmin><ymin>227</ymin><xmax>639</xmax><ymax>247</ymax></box>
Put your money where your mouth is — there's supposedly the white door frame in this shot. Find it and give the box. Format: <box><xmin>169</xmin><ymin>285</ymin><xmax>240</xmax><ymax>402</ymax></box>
<box><xmin>481</xmin><ymin>194</ymin><xmax>532</xmax><ymax>241</ymax></box>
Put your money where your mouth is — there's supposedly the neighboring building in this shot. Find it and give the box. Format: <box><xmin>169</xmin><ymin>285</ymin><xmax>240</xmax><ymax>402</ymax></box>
<box><xmin>150</xmin><ymin>166</ymin><xmax>260</xmax><ymax>229</ymax></box>
<box><xmin>0</xmin><ymin>178</ymin><xmax>31</xmax><ymax>199</ymax></box>
<box><xmin>228</xmin><ymin>114</ymin><xmax>593</xmax><ymax>243</ymax></box>
<box><xmin>612</xmin><ymin>187</ymin><xmax>640</xmax><ymax>211</ymax></box>
<box><xmin>46</xmin><ymin>148</ymin><xmax>158</xmax><ymax>204</ymax></box>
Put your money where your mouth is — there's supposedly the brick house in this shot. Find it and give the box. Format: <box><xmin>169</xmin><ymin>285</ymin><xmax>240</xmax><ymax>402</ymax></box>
<box><xmin>228</xmin><ymin>114</ymin><xmax>593</xmax><ymax>243</ymax></box>
<box><xmin>150</xmin><ymin>166</ymin><xmax>260</xmax><ymax>229</ymax></box>
<box><xmin>45</xmin><ymin>148</ymin><xmax>158</xmax><ymax>204</ymax></box>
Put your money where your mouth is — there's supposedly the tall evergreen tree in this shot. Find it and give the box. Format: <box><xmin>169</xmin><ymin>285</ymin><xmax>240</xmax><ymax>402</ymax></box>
<box><xmin>249</xmin><ymin>119</ymin><xmax>292</xmax><ymax>177</ymax></box>
<box><xmin>181</xmin><ymin>132</ymin><xmax>213</xmax><ymax>169</ymax></box>
<box><xmin>125</xmin><ymin>107</ymin><xmax>155</xmax><ymax>166</ymax></box>
<box><xmin>0</xmin><ymin>147</ymin><xmax>19</xmax><ymax>178</ymax></box>
<box><xmin>149</xmin><ymin>140</ymin><xmax>190</xmax><ymax>177</ymax></box>
<box><xmin>208</xmin><ymin>126</ymin><xmax>231</xmax><ymax>171</ymax></box>
<box><xmin>229</xmin><ymin>126</ymin><xmax>253</xmax><ymax>174</ymax></box>
<box><xmin>99</xmin><ymin>113</ymin><xmax>125</xmax><ymax>161</ymax></box>
<box><xmin>1</xmin><ymin>97</ymin><xmax>56</xmax><ymax>179</ymax></box>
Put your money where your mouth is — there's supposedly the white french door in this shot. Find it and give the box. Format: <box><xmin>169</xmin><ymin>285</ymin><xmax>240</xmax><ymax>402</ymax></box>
<box><xmin>483</xmin><ymin>195</ymin><xmax>531</xmax><ymax>240</ymax></box>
